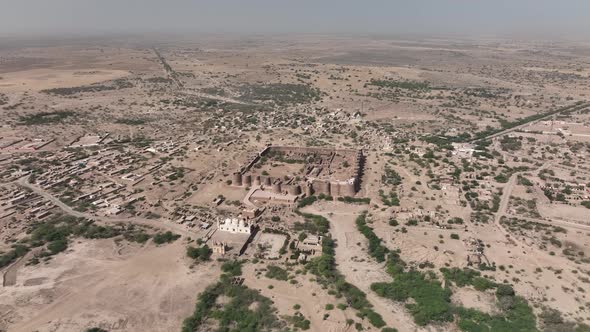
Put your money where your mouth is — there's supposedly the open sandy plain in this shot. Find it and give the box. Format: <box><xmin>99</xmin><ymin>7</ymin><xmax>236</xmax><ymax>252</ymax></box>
<box><xmin>1</xmin><ymin>34</ymin><xmax>590</xmax><ymax>332</ymax></box>
<box><xmin>1</xmin><ymin>239</ymin><xmax>219</xmax><ymax>332</ymax></box>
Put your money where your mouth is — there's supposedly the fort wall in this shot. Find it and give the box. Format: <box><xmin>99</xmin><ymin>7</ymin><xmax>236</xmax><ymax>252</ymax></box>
<box><xmin>230</xmin><ymin>145</ymin><xmax>364</xmax><ymax>197</ymax></box>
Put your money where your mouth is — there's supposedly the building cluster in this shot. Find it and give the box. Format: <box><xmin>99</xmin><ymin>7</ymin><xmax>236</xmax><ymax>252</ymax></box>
<box><xmin>0</xmin><ymin>186</ymin><xmax>55</xmax><ymax>220</ymax></box>
<box><xmin>0</xmin><ymin>185</ymin><xmax>56</xmax><ymax>240</ymax></box>
<box><xmin>22</xmin><ymin>149</ymin><xmax>155</xmax><ymax>215</ymax></box>
<box><xmin>1</xmin><ymin>135</ymin><xmax>202</xmax><ymax>222</ymax></box>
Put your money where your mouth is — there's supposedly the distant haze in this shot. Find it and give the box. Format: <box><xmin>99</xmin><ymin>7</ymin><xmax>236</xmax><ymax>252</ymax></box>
<box><xmin>2</xmin><ymin>0</ymin><xmax>590</xmax><ymax>40</ymax></box>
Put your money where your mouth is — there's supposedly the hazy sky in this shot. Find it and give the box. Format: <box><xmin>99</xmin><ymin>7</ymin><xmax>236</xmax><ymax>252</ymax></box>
<box><xmin>1</xmin><ymin>0</ymin><xmax>590</xmax><ymax>39</ymax></box>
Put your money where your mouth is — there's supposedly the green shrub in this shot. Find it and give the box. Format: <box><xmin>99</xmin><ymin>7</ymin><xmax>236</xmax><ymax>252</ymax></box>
<box><xmin>294</xmin><ymin>212</ymin><xmax>330</xmax><ymax>234</ymax></box>
<box><xmin>440</xmin><ymin>267</ymin><xmax>482</xmax><ymax>287</ymax></box>
<box><xmin>472</xmin><ymin>277</ymin><xmax>496</xmax><ymax>291</ymax></box>
<box><xmin>187</xmin><ymin>245</ymin><xmax>212</xmax><ymax>261</ymax></box>
<box><xmin>182</xmin><ymin>278</ymin><xmax>282</xmax><ymax>332</ymax></box>
<box><xmin>266</xmin><ymin>265</ymin><xmax>289</xmax><ymax>281</ymax></box>
<box><xmin>285</xmin><ymin>313</ymin><xmax>311</xmax><ymax>330</ymax></box>
<box><xmin>48</xmin><ymin>239</ymin><xmax>68</xmax><ymax>254</ymax></box>
<box><xmin>338</xmin><ymin>196</ymin><xmax>371</xmax><ymax>204</ymax></box>
<box><xmin>153</xmin><ymin>231</ymin><xmax>180</xmax><ymax>244</ymax></box>
<box><xmin>381</xmin><ymin>328</ymin><xmax>398</xmax><ymax>332</ymax></box>
<box><xmin>356</xmin><ymin>212</ymin><xmax>388</xmax><ymax>262</ymax></box>
<box><xmin>496</xmin><ymin>284</ymin><xmax>515</xmax><ymax>297</ymax></box>
<box><xmin>364</xmin><ymin>309</ymin><xmax>386</xmax><ymax>328</ymax></box>
<box><xmin>221</xmin><ymin>260</ymin><xmax>243</xmax><ymax>276</ymax></box>
<box><xmin>0</xmin><ymin>245</ymin><xmax>30</xmax><ymax>268</ymax></box>
<box><xmin>297</xmin><ymin>195</ymin><xmax>317</xmax><ymax>208</ymax></box>
<box><xmin>128</xmin><ymin>232</ymin><xmax>151</xmax><ymax>243</ymax></box>
<box><xmin>18</xmin><ymin>111</ymin><xmax>76</xmax><ymax>125</ymax></box>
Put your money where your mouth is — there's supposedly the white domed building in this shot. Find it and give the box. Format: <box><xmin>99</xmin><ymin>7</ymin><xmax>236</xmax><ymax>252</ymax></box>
<box><xmin>217</xmin><ymin>218</ymin><xmax>253</xmax><ymax>234</ymax></box>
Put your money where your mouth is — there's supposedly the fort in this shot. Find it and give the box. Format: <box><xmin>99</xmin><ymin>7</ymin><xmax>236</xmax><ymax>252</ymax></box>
<box><xmin>231</xmin><ymin>145</ymin><xmax>364</xmax><ymax>203</ymax></box>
